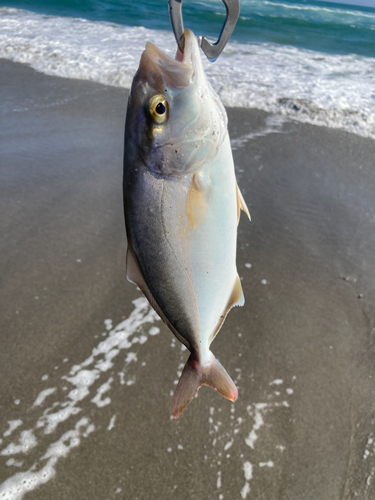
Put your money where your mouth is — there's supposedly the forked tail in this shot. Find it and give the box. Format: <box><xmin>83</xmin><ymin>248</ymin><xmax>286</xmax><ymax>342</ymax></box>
<box><xmin>172</xmin><ymin>351</ymin><xmax>238</xmax><ymax>419</ymax></box>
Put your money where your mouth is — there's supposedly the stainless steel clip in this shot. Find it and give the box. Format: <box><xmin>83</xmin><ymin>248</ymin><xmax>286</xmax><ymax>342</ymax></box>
<box><xmin>169</xmin><ymin>0</ymin><xmax>240</xmax><ymax>62</ymax></box>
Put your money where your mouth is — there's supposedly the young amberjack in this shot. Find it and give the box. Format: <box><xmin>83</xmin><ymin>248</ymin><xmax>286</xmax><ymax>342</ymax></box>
<box><xmin>123</xmin><ymin>29</ymin><xmax>250</xmax><ymax>418</ymax></box>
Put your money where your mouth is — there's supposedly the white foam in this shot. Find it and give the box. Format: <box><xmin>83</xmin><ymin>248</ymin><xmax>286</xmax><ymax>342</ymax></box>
<box><xmin>216</xmin><ymin>470</ymin><xmax>222</xmax><ymax>488</ymax></box>
<box><xmin>0</xmin><ymin>8</ymin><xmax>374</xmax><ymax>139</ymax></box>
<box><xmin>106</xmin><ymin>415</ymin><xmax>116</xmax><ymax>431</ymax></box>
<box><xmin>0</xmin><ymin>418</ymin><xmax>93</xmax><ymax>500</ymax></box>
<box><xmin>3</xmin><ymin>421</ymin><xmax>22</xmax><ymax>438</ymax></box>
<box><xmin>6</xmin><ymin>458</ymin><xmax>23</xmax><ymax>468</ymax></box>
<box><xmin>104</xmin><ymin>319</ymin><xmax>113</xmax><ymax>330</ymax></box>
<box><xmin>245</xmin><ymin>405</ymin><xmax>265</xmax><ymax>449</ymax></box>
<box><xmin>0</xmin><ymin>430</ymin><xmax>37</xmax><ymax>456</ymax></box>
<box><xmin>204</xmin><ymin>375</ymin><xmax>295</xmax><ymax>498</ymax></box>
<box><xmin>363</xmin><ymin>434</ymin><xmax>375</xmax><ymax>460</ymax></box>
<box><xmin>261</xmin><ymin>0</ymin><xmax>375</xmax><ymax>20</ymax></box>
<box><xmin>91</xmin><ymin>377</ymin><xmax>113</xmax><ymax>407</ymax></box>
<box><xmin>149</xmin><ymin>326</ymin><xmax>160</xmax><ymax>336</ymax></box>
<box><xmin>224</xmin><ymin>439</ymin><xmax>234</xmax><ymax>450</ymax></box>
<box><xmin>0</xmin><ymin>297</ymin><xmax>160</xmax><ymax>499</ymax></box>
<box><xmin>240</xmin><ymin>482</ymin><xmax>250</xmax><ymax>499</ymax></box>
<box><xmin>32</xmin><ymin>388</ymin><xmax>56</xmax><ymax>408</ymax></box>
<box><xmin>259</xmin><ymin>460</ymin><xmax>274</xmax><ymax>467</ymax></box>
<box><xmin>243</xmin><ymin>461</ymin><xmax>253</xmax><ymax>480</ymax></box>
<box><xmin>270</xmin><ymin>379</ymin><xmax>284</xmax><ymax>385</ymax></box>
<box><xmin>38</xmin><ymin>405</ymin><xmax>81</xmax><ymax>435</ymax></box>
<box><xmin>231</xmin><ymin>115</ymin><xmax>286</xmax><ymax>150</ymax></box>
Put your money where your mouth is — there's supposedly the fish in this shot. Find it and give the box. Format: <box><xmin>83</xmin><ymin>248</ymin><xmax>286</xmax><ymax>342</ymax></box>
<box><xmin>123</xmin><ymin>29</ymin><xmax>250</xmax><ymax>418</ymax></box>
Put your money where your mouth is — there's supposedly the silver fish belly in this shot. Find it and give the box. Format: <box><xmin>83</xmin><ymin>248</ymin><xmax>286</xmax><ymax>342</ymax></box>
<box><xmin>123</xmin><ymin>29</ymin><xmax>250</xmax><ymax>418</ymax></box>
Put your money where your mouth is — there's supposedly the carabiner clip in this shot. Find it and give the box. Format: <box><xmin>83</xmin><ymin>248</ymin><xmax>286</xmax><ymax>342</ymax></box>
<box><xmin>169</xmin><ymin>0</ymin><xmax>240</xmax><ymax>62</ymax></box>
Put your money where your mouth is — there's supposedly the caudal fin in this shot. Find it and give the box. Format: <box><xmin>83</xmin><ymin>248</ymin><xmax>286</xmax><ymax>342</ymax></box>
<box><xmin>172</xmin><ymin>352</ymin><xmax>238</xmax><ymax>419</ymax></box>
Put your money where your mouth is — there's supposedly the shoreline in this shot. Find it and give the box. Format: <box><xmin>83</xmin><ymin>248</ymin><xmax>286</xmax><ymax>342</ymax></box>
<box><xmin>1</xmin><ymin>15</ymin><xmax>374</xmax><ymax>140</ymax></box>
<box><xmin>1</xmin><ymin>59</ymin><xmax>375</xmax><ymax>500</ymax></box>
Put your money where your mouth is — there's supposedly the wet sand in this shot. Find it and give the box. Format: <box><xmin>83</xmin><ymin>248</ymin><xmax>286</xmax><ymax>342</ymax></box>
<box><xmin>1</xmin><ymin>59</ymin><xmax>375</xmax><ymax>499</ymax></box>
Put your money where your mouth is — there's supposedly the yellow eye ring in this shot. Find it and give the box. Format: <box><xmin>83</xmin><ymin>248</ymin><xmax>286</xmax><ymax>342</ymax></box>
<box><xmin>147</xmin><ymin>95</ymin><xmax>168</xmax><ymax>124</ymax></box>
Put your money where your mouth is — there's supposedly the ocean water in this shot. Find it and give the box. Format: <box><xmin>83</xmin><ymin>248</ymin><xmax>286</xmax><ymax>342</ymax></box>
<box><xmin>0</xmin><ymin>0</ymin><xmax>374</xmax><ymax>137</ymax></box>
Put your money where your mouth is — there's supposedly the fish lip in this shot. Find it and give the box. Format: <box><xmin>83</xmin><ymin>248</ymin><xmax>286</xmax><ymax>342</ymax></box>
<box><xmin>147</xmin><ymin>28</ymin><xmax>195</xmax><ymax>64</ymax></box>
<box><xmin>174</xmin><ymin>29</ymin><xmax>196</xmax><ymax>66</ymax></box>
<box><xmin>141</xmin><ymin>29</ymin><xmax>198</xmax><ymax>89</ymax></box>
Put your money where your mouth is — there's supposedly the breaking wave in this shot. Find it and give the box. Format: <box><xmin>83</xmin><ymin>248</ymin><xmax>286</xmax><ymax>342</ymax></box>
<box><xmin>0</xmin><ymin>7</ymin><xmax>374</xmax><ymax>139</ymax></box>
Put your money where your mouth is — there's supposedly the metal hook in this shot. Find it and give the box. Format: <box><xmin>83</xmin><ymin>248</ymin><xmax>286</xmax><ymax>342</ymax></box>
<box><xmin>169</xmin><ymin>0</ymin><xmax>240</xmax><ymax>62</ymax></box>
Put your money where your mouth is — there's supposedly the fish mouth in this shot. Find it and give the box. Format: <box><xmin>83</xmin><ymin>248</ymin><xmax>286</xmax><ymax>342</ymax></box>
<box><xmin>138</xmin><ymin>29</ymin><xmax>200</xmax><ymax>89</ymax></box>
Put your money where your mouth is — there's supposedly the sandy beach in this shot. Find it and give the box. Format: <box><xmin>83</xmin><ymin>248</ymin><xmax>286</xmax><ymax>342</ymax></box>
<box><xmin>1</xmin><ymin>59</ymin><xmax>375</xmax><ymax>499</ymax></box>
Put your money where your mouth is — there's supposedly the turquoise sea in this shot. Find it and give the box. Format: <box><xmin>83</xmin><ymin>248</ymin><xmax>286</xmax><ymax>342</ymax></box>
<box><xmin>2</xmin><ymin>0</ymin><xmax>375</xmax><ymax>56</ymax></box>
<box><xmin>0</xmin><ymin>0</ymin><xmax>374</xmax><ymax>137</ymax></box>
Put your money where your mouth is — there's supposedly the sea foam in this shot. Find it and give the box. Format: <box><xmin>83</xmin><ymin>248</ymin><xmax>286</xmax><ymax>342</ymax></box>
<box><xmin>0</xmin><ymin>7</ymin><xmax>374</xmax><ymax>139</ymax></box>
<box><xmin>0</xmin><ymin>297</ymin><xmax>160</xmax><ymax>499</ymax></box>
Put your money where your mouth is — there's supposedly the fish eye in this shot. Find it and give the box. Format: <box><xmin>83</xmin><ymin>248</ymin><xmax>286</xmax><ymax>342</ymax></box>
<box><xmin>147</xmin><ymin>95</ymin><xmax>168</xmax><ymax>124</ymax></box>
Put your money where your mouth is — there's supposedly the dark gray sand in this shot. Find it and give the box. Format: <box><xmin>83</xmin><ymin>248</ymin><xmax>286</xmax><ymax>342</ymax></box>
<box><xmin>1</xmin><ymin>59</ymin><xmax>375</xmax><ymax>499</ymax></box>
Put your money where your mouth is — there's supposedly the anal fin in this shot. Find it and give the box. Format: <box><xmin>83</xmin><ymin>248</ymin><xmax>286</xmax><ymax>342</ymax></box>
<box><xmin>209</xmin><ymin>274</ymin><xmax>244</xmax><ymax>343</ymax></box>
<box><xmin>228</xmin><ymin>273</ymin><xmax>245</xmax><ymax>309</ymax></box>
<box><xmin>236</xmin><ymin>181</ymin><xmax>251</xmax><ymax>223</ymax></box>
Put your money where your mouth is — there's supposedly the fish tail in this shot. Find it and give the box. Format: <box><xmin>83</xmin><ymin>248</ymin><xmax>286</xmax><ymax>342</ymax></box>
<box><xmin>172</xmin><ymin>351</ymin><xmax>238</xmax><ymax>419</ymax></box>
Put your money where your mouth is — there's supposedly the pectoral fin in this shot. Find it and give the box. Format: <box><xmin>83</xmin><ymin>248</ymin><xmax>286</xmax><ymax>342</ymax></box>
<box><xmin>187</xmin><ymin>173</ymin><xmax>211</xmax><ymax>230</ymax></box>
<box><xmin>236</xmin><ymin>181</ymin><xmax>251</xmax><ymax>223</ymax></box>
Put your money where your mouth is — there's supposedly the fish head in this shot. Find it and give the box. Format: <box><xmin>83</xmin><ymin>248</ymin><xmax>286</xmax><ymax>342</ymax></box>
<box><xmin>125</xmin><ymin>29</ymin><xmax>227</xmax><ymax>177</ymax></box>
